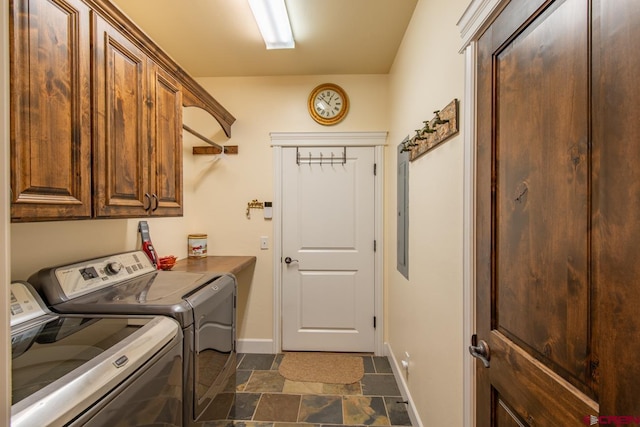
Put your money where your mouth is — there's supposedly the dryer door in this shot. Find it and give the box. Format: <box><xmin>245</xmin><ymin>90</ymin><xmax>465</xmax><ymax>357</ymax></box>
<box><xmin>187</xmin><ymin>274</ymin><xmax>236</xmax><ymax>419</ymax></box>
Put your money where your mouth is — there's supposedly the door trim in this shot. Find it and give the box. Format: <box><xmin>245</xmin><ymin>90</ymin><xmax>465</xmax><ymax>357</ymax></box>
<box><xmin>461</xmin><ymin>42</ymin><xmax>477</xmax><ymax>427</ymax></box>
<box><xmin>458</xmin><ymin>1</ymin><xmax>509</xmax><ymax>426</ymax></box>
<box><xmin>271</xmin><ymin>131</ymin><xmax>387</xmax><ymax>355</ymax></box>
<box><xmin>457</xmin><ymin>0</ymin><xmax>510</xmax><ymax>53</ymax></box>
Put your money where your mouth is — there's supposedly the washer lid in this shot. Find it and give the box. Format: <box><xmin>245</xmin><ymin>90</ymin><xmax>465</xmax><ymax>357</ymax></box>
<box><xmin>29</xmin><ymin>250</ymin><xmax>215</xmax><ymax>305</ymax></box>
<box><xmin>11</xmin><ymin>314</ymin><xmax>179</xmax><ymax>427</ymax></box>
<box><xmin>58</xmin><ymin>270</ymin><xmax>212</xmax><ymax>304</ymax></box>
<box><xmin>45</xmin><ymin>270</ymin><xmax>222</xmax><ymax>326</ymax></box>
<box><xmin>135</xmin><ymin>271</ymin><xmax>211</xmax><ymax>302</ymax></box>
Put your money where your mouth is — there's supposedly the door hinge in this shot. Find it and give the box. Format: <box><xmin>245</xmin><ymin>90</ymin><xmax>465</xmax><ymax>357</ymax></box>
<box><xmin>373</xmin><ymin>163</ymin><xmax>377</xmax><ymax>176</ymax></box>
<box><xmin>374</xmin><ymin>240</ymin><xmax>377</xmax><ymax>252</ymax></box>
<box><xmin>373</xmin><ymin>316</ymin><xmax>377</xmax><ymax>329</ymax></box>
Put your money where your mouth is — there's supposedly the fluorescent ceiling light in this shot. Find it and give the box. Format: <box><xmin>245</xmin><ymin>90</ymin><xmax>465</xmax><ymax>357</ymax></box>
<box><xmin>248</xmin><ymin>0</ymin><xmax>295</xmax><ymax>49</ymax></box>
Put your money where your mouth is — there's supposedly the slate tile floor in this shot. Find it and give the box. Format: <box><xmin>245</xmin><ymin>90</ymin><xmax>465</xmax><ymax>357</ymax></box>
<box><xmin>202</xmin><ymin>353</ymin><xmax>412</xmax><ymax>427</ymax></box>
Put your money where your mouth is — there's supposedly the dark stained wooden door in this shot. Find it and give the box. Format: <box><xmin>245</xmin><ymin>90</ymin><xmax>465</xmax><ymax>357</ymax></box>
<box><xmin>475</xmin><ymin>0</ymin><xmax>640</xmax><ymax>424</ymax></box>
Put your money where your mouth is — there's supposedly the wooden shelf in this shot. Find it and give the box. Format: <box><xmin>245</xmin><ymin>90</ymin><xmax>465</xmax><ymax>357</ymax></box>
<box><xmin>183</xmin><ymin>124</ymin><xmax>238</xmax><ymax>155</ymax></box>
<box><xmin>192</xmin><ymin>146</ymin><xmax>238</xmax><ymax>155</ymax></box>
<box><xmin>172</xmin><ymin>256</ymin><xmax>256</xmax><ymax>276</ymax></box>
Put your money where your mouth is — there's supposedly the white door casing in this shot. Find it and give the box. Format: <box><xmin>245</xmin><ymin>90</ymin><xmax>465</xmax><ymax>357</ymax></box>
<box><xmin>271</xmin><ymin>132</ymin><xmax>386</xmax><ymax>355</ymax></box>
<box><xmin>282</xmin><ymin>146</ymin><xmax>375</xmax><ymax>352</ymax></box>
<box><xmin>458</xmin><ymin>1</ymin><xmax>511</xmax><ymax>426</ymax></box>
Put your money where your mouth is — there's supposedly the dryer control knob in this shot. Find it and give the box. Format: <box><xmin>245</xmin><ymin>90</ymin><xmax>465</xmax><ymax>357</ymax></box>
<box><xmin>105</xmin><ymin>262</ymin><xmax>122</xmax><ymax>275</ymax></box>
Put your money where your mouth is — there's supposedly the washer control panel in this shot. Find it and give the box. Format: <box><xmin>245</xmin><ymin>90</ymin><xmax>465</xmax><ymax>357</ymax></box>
<box><xmin>54</xmin><ymin>251</ymin><xmax>157</xmax><ymax>300</ymax></box>
<box><xmin>10</xmin><ymin>282</ymin><xmax>48</xmax><ymax>327</ymax></box>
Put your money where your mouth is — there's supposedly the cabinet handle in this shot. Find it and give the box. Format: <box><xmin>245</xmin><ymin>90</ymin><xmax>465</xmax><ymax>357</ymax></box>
<box><xmin>144</xmin><ymin>193</ymin><xmax>151</xmax><ymax>211</ymax></box>
<box><xmin>151</xmin><ymin>194</ymin><xmax>159</xmax><ymax>212</ymax></box>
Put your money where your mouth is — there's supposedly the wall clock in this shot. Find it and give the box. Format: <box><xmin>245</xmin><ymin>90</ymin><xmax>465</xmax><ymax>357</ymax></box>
<box><xmin>308</xmin><ymin>83</ymin><xmax>349</xmax><ymax>125</ymax></box>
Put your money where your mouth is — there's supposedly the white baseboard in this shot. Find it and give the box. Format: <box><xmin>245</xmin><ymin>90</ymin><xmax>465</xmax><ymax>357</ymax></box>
<box><xmin>237</xmin><ymin>338</ymin><xmax>275</xmax><ymax>354</ymax></box>
<box><xmin>385</xmin><ymin>342</ymin><xmax>423</xmax><ymax>427</ymax></box>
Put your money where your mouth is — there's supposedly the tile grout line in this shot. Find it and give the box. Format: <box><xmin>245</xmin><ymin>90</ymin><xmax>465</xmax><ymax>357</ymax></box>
<box><xmin>251</xmin><ymin>391</ymin><xmax>264</xmax><ymax>422</ymax></box>
<box><xmin>381</xmin><ymin>396</ymin><xmax>391</xmax><ymax>426</ymax></box>
<box><xmin>295</xmin><ymin>392</ymin><xmax>304</xmax><ymax>423</ymax></box>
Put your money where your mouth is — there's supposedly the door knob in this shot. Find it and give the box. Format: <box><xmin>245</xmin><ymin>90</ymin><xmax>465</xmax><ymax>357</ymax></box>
<box><xmin>469</xmin><ymin>334</ymin><xmax>491</xmax><ymax>368</ymax></box>
<box><xmin>284</xmin><ymin>257</ymin><xmax>299</xmax><ymax>264</ymax></box>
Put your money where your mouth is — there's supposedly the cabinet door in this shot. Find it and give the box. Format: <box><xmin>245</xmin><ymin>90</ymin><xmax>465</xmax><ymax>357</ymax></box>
<box><xmin>10</xmin><ymin>0</ymin><xmax>92</xmax><ymax>221</ymax></box>
<box><xmin>149</xmin><ymin>62</ymin><xmax>183</xmax><ymax>216</ymax></box>
<box><xmin>93</xmin><ymin>15</ymin><xmax>150</xmax><ymax>218</ymax></box>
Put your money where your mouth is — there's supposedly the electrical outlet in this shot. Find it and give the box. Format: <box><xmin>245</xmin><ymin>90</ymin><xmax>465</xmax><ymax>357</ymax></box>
<box><xmin>260</xmin><ymin>236</ymin><xmax>269</xmax><ymax>250</ymax></box>
<box><xmin>401</xmin><ymin>352</ymin><xmax>410</xmax><ymax>377</ymax></box>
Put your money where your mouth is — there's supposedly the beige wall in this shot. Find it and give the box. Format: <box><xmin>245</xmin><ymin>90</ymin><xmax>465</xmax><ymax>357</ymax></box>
<box><xmin>385</xmin><ymin>0</ymin><xmax>468</xmax><ymax>424</ymax></box>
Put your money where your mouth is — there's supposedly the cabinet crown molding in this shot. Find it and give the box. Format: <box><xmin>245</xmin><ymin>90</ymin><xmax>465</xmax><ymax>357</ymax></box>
<box><xmin>88</xmin><ymin>0</ymin><xmax>235</xmax><ymax>136</ymax></box>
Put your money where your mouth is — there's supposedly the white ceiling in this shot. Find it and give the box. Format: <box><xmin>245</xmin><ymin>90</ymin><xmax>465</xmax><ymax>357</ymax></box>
<box><xmin>109</xmin><ymin>0</ymin><xmax>418</xmax><ymax>77</ymax></box>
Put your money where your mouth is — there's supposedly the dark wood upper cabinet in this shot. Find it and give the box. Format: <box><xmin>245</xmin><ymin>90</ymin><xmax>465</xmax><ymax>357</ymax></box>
<box><xmin>93</xmin><ymin>15</ymin><xmax>150</xmax><ymax>217</ymax></box>
<box><xmin>10</xmin><ymin>0</ymin><xmax>93</xmax><ymax>221</ymax></box>
<box><xmin>93</xmin><ymin>16</ymin><xmax>183</xmax><ymax>218</ymax></box>
<box><xmin>9</xmin><ymin>0</ymin><xmax>230</xmax><ymax>221</ymax></box>
<box><xmin>148</xmin><ymin>62</ymin><xmax>183</xmax><ymax>216</ymax></box>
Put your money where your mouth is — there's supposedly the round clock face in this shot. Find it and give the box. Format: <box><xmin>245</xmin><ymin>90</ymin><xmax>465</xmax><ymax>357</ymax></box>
<box><xmin>308</xmin><ymin>83</ymin><xmax>349</xmax><ymax>125</ymax></box>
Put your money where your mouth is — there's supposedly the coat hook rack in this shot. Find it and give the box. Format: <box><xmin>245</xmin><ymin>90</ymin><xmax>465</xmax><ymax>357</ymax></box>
<box><xmin>402</xmin><ymin>99</ymin><xmax>459</xmax><ymax>161</ymax></box>
<box><xmin>400</xmin><ymin>136</ymin><xmax>418</xmax><ymax>153</ymax></box>
<box><xmin>246</xmin><ymin>199</ymin><xmax>264</xmax><ymax>219</ymax></box>
<box><xmin>432</xmin><ymin>110</ymin><xmax>449</xmax><ymax>126</ymax></box>
<box><xmin>184</xmin><ymin>124</ymin><xmax>239</xmax><ymax>155</ymax></box>
<box><xmin>295</xmin><ymin>147</ymin><xmax>347</xmax><ymax>165</ymax></box>
<box><xmin>421</xmin><ymin>121</ymin><xmax>437</xmax><ymax>134</ymax></box>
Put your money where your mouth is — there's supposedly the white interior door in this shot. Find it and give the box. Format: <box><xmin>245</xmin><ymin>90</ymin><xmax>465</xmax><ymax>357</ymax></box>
<box><xmin>281</xmin><ymin>146</ymin><xmax>376</xmax><ymax>352</ymax></box>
